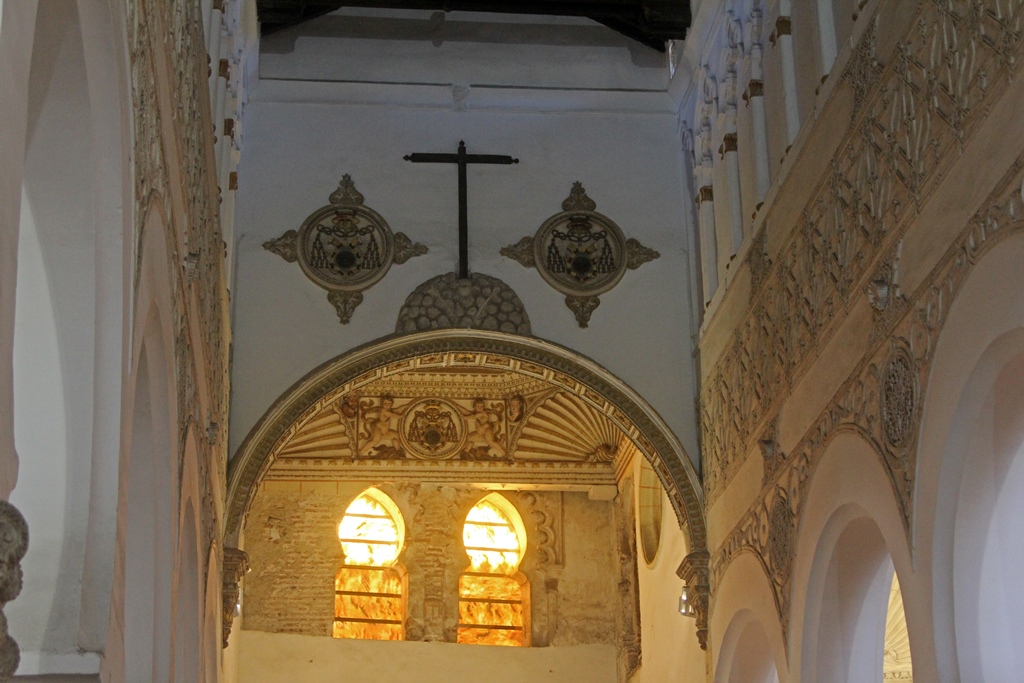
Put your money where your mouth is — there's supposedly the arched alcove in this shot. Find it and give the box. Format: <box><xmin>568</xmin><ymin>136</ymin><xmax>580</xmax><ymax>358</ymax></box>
<box><xmin>226</xmin><ymin>330</ymin><xmax>705</xmax><ymax>557</ymax></box>
<box><xmin>717</xmin><ymin>610</ymin><xmax>779</xmax><ymax>683</ymax></box>
<box><xmin>114</xmin><ymin>195</ymin><xmax>179</xmax><ymax>682</ymax></box>
<box><xmin>3</xmin><ymin>0</ymin><xmax>130</xmax><ymax>670</ymax></box>
<box><xmin>711</xmin><ymin>552</ymin><xmax>787</xmax><ymax>683</ymax></box>
<box><xmin>785</xmin><ymin>430</ymin><xmax>917</xmax><ymax>683</ymax></box>
<box><xmin>123</xmin><ymin>320</ymin><xmax>174</xmax><ymax>682</ymax></box>
<box><xmin>174</xmin><ymin>501</ymin><xmax>201</xmax><ymax>683</ymax></box>
<box><xmin>949</xmin><ymin>345</ymin><xmax>1024</xmax><ymax>679</ymax></box>
<box><xmin>913</xmin><ymin>235</ymin><xmax>1024</xmax><ymax>681</ymax></box>
<box><xmin>801</xmin><ymin>508</ymin><xmax>895</xmax><ymax>683</ymax></box>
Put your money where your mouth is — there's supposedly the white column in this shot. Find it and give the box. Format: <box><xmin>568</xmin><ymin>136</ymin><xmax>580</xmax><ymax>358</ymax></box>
<box><xmin>722</xmin><ymin>133</ymin><xmax>744</xmax><ymax>255</ymax></box>
<box><xmin>746</xmin><ymin>77</ymin><xmax>771</xmax><ymax>202</ymax></box>
<box><xmin>816</xmin><ymin>0</ymin><xmax>838</xmax><ymax>75</ymax></box>
<box><xmin>697</xmin><ymin>183</ymin><xmax>719</xmax><ymax>304</ymax></box>
<box><xmin>746</xmin><ymin>7</ymin><xmax>771</xmax><ymax>203</ymax></box>
<box><xmin>773</xmin><ymin>14</ymin><xmax>801</xmax><ymax>145</ymax></box>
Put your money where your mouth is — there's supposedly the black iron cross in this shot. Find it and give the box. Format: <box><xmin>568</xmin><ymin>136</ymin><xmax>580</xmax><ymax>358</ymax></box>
<box><xmin>404</xmin><ymin>140</ymin><xmax>518</xmax><ymax>279</ymax></box>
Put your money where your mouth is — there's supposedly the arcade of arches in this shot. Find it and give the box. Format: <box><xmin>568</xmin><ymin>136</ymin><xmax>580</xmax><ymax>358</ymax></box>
<box><xmin>1</xmin><ymin>0</ymin><xmax>1023</xmax><ymax>682</ymax></box>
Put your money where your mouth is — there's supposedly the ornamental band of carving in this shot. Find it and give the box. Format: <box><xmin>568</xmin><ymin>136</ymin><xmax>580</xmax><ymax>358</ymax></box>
<box><xmin>713</xmin><ymin>152</ymin><xmax>1024</xmax><ymax>646</ymax></box>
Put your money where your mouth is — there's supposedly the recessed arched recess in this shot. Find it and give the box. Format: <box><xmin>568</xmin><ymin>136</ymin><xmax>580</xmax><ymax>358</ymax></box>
<box><xmin>225</xmin><ymin>329</ymin><xmax>706</xmax><ymax>571</ymax></box>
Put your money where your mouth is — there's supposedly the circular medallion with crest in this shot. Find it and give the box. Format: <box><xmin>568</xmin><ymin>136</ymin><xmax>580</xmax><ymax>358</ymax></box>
<box><xmin>400</xmin><ymin>398</ymin><xmax>467</xmax><ymax>460</ymax></box>
<box><xmin>531</xmin><ymin>183</ymin><xmax>628</xmax><ymax>297</ymax></box>
<box><xmin>297</xmin><ymin>202</ymin><xmax>396</xmax><ymax>292</ymax></box>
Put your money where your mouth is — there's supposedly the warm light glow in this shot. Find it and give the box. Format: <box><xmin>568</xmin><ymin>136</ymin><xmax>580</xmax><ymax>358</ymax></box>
<box><xmin>457</xmin><ymin>574</ymin><xmax>525</xmax><ymax>646</ymax></box>
<box><xmin>463</xmin><ymin>499</ymin><xmax>521</xmax><ymax>574</ymax></box>
<box><xmin>334</xmin><ymin>567</ymin><xmax>403</xmax><ymax>640</ymax></box>
<box><xmin>459</xmin><ymin>496</ymin><xmax>528</xmax><ymax>646</ymax></box>
<box><xmin>334</xmin><ymin>490</ymin><xmax>405</xmax><ymax>641</ymax></box>
<box><xmin>338</xmin><ymin>493</ymin><xmax>401</xmax><ymax>567</ymax></box>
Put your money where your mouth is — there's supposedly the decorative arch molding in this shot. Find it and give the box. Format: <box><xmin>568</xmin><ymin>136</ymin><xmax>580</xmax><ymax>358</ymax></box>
<box><xmin>226</xmin><ymin>329</ymin><xmax>706</xmax><ymax>554</ymax></box>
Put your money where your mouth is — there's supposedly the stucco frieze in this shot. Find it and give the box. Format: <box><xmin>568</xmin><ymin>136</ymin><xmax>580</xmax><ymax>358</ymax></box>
<box><xmin>702</xmin><ymin>0</ymin><xmax>1024</xmax><ymax>505</ymax></box>
<box><xmin>711</xmin><ymin>151</ymin><xmax>1024</xmax><ymax>646</ymax></box>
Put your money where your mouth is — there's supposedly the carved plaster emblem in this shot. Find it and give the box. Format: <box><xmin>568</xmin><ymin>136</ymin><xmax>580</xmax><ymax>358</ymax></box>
<box><xmin>264</xmin><ymin>175</ymin><xmax>427</xmax><ymax>324</ymax></box>
<box><xmin>501</xmin><ymin>183</ymin><xmax>659</xmax><ymax>327</ymax></box>
<box><xmin>881</xmin><ymin>345</ymin><xmax>918</xmax><ymax>449</ymax></box>
<box><xmin>400</xmin><ymin>399</ymin><xmax>467</xmax><ymax>459</ymax></box>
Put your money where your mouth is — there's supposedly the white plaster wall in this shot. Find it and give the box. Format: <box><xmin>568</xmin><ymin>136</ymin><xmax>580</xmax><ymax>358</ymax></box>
<box><xmin>237</xmin><ymin>630</ymin><xmax>617</xmax><ymax>683</ymax></box>
<box><xmin>229</xmin><ymin>83</ymin><xmax>701</xmax><ymax>466</ymax></box>
<box><xmin>634</xmin><ymin>476</ymin><xmax>704</xmax><ymax>682</ymax></box>
<box><xmin>260</xmin><ymin>10</ymin><xmax>670</xmax><ymax>91</ymax></box>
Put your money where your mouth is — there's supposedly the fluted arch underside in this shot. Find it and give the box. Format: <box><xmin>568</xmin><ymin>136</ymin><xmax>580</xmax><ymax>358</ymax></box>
<box><xmin>226</xmin><ymin>330</ymin><xmax>706</xmax><ymax>554</ymax></box>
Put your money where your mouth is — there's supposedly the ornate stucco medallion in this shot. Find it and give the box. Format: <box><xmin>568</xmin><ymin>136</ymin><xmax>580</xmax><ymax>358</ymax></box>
<box><xmin>501</xmin><ymin>182</ymin><xmax>659</xmax><ymax>327</ymax></box>
<box><xmin>881</xmin><ymin>346</ymin><xmax>918</xmax><ymax>449</ymax></box>
<box><xmin>400</xmin><ymin>399</ymin><xmax>466</xmax><ymax>459</ymax></box>
<box><xmin>263</xmin><ymin>175</ymin><xmax>427</xmax><ymax>324</ymax></box>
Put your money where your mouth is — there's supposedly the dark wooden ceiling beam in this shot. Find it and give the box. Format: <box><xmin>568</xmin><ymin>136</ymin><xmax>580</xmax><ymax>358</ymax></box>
<box><xmin>257</xmin><ymin>0</ymin><xmax>690</xmax><ymax>51</ymax></box>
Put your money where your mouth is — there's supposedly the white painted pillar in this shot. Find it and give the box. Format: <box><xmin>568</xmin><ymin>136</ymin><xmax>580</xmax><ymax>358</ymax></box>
<box><xmin>207</xmin><ymin>8</ymin><xmax>223</xmax><ymax>105</ymax></box>
<box><xmin>746</xmin><ymin>79</ymin><xmax>770</xmax><ymax>202</ymax></box>
<box><xmin>721</xmin><ymin>133</ymin><xmax>744</xmax><ymax>255</ymax></box>
<box><xmin>816</xmin><ymin>0</ymin><xmax>838</xmax><ymax>76</ymax></box>
<box><xmin>773</xmin><ymin>14</ymin><xmax>801</xmax><ymax>145</ymax></box>
<box><xmin>697</xmin><ymin>182</ymin><xmax>719</xmax><ymax>303</ymax></box>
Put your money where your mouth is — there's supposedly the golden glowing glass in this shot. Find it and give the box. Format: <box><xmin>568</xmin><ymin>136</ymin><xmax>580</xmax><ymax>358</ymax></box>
<box><xmin>334</xmin><ymin>491</ymin><xmax>405</xmax><ymax>641</ymax></box>
<box><xmin>458</xmin><ymin>497</ymin><xmax>527</xmax><ymax>646</ymax></box>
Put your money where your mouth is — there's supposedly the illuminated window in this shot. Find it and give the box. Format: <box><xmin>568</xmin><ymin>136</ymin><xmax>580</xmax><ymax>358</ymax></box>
<box><xmin>458</xmin><ymin>494</ymin><xmax>529</xmax><ymax>647</ymax></box>
<box><xmin>334</xmin><ymin>489</ymin><xmax>406</xmax><ymax>640</ymax></box>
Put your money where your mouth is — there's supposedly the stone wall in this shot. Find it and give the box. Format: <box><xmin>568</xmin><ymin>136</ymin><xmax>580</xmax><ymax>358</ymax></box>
<box><xmin>242</xmin><ymin>481</ymin><xmax>624</xmax><ymax>649</ymax></box>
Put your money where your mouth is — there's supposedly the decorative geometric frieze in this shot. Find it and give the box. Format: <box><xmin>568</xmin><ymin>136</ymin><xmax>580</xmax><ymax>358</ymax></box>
<box><xmin>501</xmin><ymin>182</ymin><xmax>659</xmax><ymax>328</ymax></box>
<box><xmin>396</xmin><ymin>272</ymin><xmax>531</xmax><ymax>335</ymax></box>
<box><xmin>264</xmin><ymin>175</ymin><xmax>427</xmax><ymax>324</ymax></box>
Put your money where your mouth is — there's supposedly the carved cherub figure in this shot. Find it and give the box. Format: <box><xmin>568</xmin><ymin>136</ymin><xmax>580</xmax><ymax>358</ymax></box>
<box><xmin>360</xmin><ymin>396</ymin><xmax>407</xmax><ymax>454</ymax></box>
<box><xmin>459</xmin><ymin>398</ymin><xmax>506</xmax><ymax>458</ymax></box>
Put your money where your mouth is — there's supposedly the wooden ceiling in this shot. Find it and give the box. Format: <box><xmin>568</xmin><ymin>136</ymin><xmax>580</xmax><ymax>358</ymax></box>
<box><xmin>256</xmin><ymin>0</ymin><xmax>691</xmax><ymax>51</ymax></box>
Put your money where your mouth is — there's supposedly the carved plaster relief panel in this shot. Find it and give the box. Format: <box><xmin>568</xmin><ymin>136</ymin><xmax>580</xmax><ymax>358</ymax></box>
<box><xmin>266</xmin><ymin>354</ymin><xmax>629</xmax><ymax>487</ymax></box>
<box><xmin>501</xmin><ymin>183</ymin><xmax>659</xmax><ymax>327</ymax></box>
<box><xmin>713</xmin><ymin>154</ymin><xmax>1024</xmax><ymax>644</ymax></box>
<box><xmin>126</xmin><ymin>0</ymin><xmax>231</xmax><ymax>595</ymax></box>
<box><xmin>703</xmin><ymin>0</ymin><xmax>1024</xmax><ymax>504</ymax></box>
<box><xmin>264</xmin><ymin>175</ymin><xmax>427</xmax><ymax>324</ymax></box>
